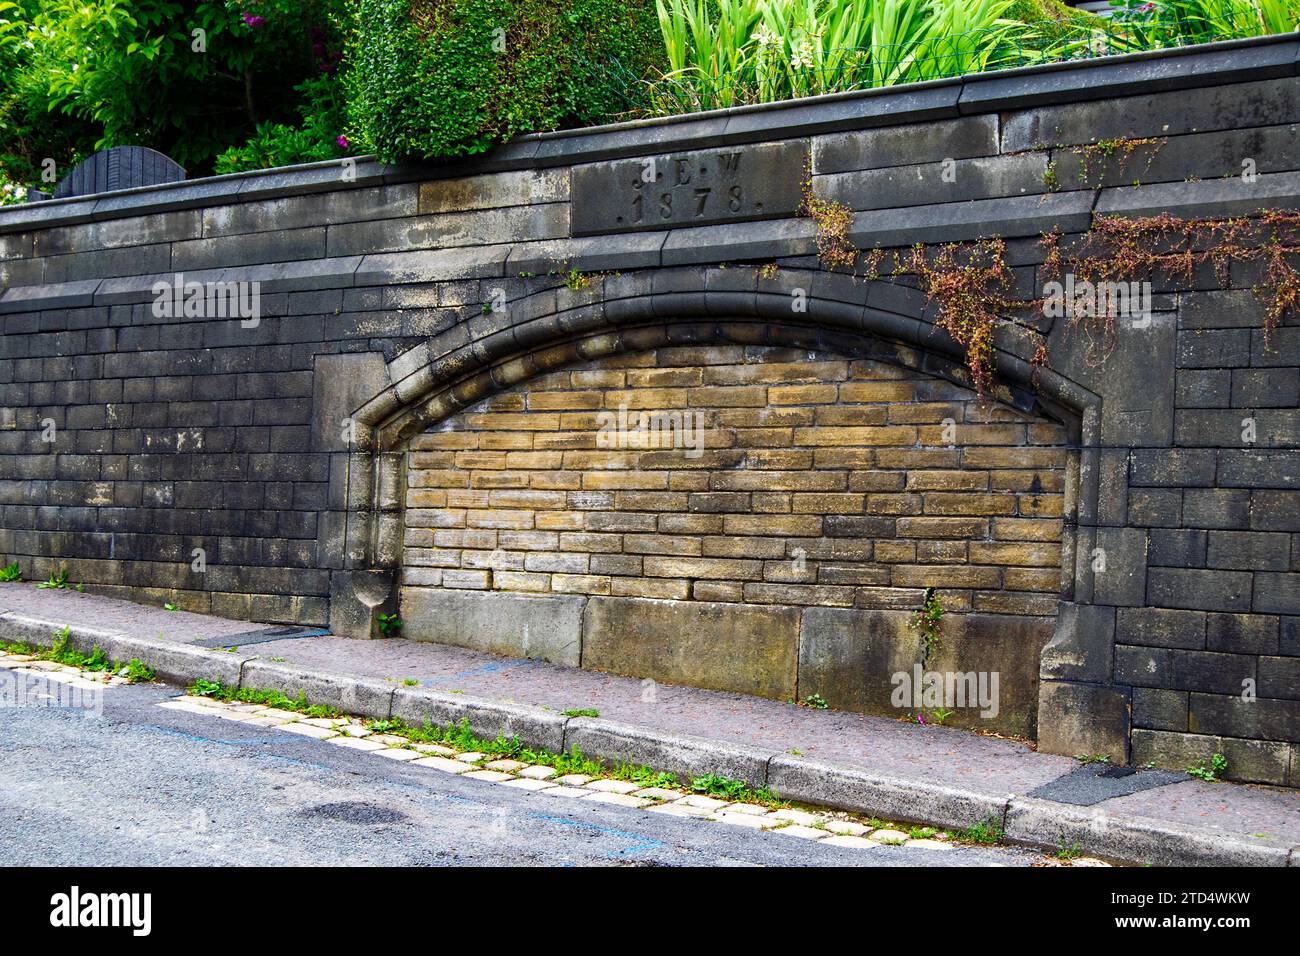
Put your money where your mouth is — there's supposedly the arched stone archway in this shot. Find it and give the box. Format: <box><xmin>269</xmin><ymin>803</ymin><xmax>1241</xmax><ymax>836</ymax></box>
<box><xmin>326</xmin><ymin>268</ymin><xmax>1099</xmax><ymax>739</ymax></box>
<box><xmin>334</xmin><ymin>265</ymin><xmax>1100</xmax><ymax>572</ymax></box>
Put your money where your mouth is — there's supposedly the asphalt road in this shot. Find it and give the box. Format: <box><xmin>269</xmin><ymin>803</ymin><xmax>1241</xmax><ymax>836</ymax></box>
<box><xmin>0</xmin><ymin>668</ymin><xmax>1048</xmax><ymax>867</ymax></box>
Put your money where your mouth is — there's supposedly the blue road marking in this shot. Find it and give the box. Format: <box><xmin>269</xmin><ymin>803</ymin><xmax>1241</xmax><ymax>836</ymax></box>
<box><xmin>144</xmin><ymin>724</ymin><xmax>290</xmax><ymax>748</ymax></box>
<box><xmin>443</xmin><ymin>658</ymin><xmax>537</xmax><ymax>682</ymax></box>
<box><xmin>528</xmin><ymin>811</ymin><xmax>664</xmax><ymax>857</ymax></box>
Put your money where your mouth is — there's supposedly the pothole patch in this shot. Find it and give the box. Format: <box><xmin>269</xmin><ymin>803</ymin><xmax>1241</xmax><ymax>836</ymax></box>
<box><xmin>303</xmin><ymin>801</ymin><xmax>408</xmax><ymax>825</ymax></box>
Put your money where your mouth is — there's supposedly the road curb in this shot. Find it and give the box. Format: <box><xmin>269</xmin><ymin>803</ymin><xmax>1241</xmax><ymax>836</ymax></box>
<box><xmin>392</xmin><ymin>685</ymin><xmax>568</xmax><ymax>752</ymax></box>
<box><xmin>1004</xmin><ymin>796</ymin><xmax>1293</xmax><ymax>868</ymax></box>
<box><xmin>766</xmin><ymin>755</ymin><xmax>1009</xmax><ymax>832</ymax></box>
<box><xmin>5</xmin><ymin>614</ymin><xmax>1296</xmax><ymax>867</ymax></box>
<box><xmin>564</xmin><ymin>717</ymin><xmax>774</xmax><ymax>787</ymax></box>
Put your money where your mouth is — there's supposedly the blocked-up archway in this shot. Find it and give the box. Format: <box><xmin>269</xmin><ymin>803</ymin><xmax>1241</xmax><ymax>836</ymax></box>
<box><xmin>397</xmin><ymin>325</ymin><xmax>1073</xmax><ymax>735</ymax></box>
<box><xmin>329</xmin><ymin>272</ymin><xmax>1091</xmax><ymax>737</ymax></box>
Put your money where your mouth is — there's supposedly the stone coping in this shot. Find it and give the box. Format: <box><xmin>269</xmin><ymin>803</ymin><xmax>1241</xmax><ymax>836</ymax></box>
<box><xmin>0</xmin><ymin>32</ymin><xmax>1295</xmax><ymax>235</ymax></box>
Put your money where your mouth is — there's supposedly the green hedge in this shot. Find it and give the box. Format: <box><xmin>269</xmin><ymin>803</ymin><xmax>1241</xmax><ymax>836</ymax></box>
<box><xmin>347</xmin><ymin>0</ymin><xmax>662</xmax><ymax>161</ymax></box>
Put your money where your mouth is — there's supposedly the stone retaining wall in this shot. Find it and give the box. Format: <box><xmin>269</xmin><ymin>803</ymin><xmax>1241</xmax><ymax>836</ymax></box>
<box><xmin>1</xmin><ymin>35</ymin><xmax>1298</xmax><ymax>781</ymax></box>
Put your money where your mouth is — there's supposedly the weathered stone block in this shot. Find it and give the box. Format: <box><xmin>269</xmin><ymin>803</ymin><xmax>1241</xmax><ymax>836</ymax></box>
<box><xmin>1218</xmin><ymin>737</ymin><xmax>1291</xmax><ymax>786</ymax></box>
<box><xmin>1036</xmin><ymin>680</ymin><xmax>1131</xmax><ymax>764</ymax></box>
<box><xmin>1207</xmin><ymin>612</ymin><xmax>1279</xmax><ymax>655</ymax></box>
<box><xmin>1259</xmin><ymin>656</ymin><xmax>1300</xmax><ymax>700</ymax></box>
<box><xmin>1049</xmin><ymin>312</ymin><xmax>1176</xmax><ymax>447</ymax></box>
<box><xmin>1093</xmin><ymin>527</ymin><xmax>1148</xmax><ymax>607</ymax></box>
<box><xmin>797</xmin><ymin>606</ymin><xmax>920</xmax><ymax>715</ymax></box>
<box><xmin>1254</xmin><ymin>572</ymin><xmax>1300</xmax><ymax>615</ymax></box>
<box><xmin>1131</xmin><ymin>728</ymin><xmax>1222</xmax><ymax>772</ymax></box>
<box><xmin>1040</xmin><ymin>602</ymin><xmax>1115</xmax><ymax>684</ymax></box>
<box><xmin>1116</xmin><ymin>606</ymin><xmax>1206</xmax><ymax>650</ymax></box>
<box><xmin>1171</xmin><ymin>649</ymin><xmax>1256</xmax><ymax>696</ymax></box>
<box><xmin>813</xmin><ymin>115</ymin><xmax>997</xmax><ymax>174</ymax></box>
<box><xmin>1132</xmin><ymin>687</ymin><xmax>1188</xmax><ymax>732</ymax></box>
<box><xmin>401</xmin><ymin>587</ymin><xmax>584</xmax><ymax>666</ymax></box>
<box><xmin>571</xmin><ymin>141</ymin><xmax>807</xmax><ymax>236</ymax></box>
<box><xmin>818</xmin><ymin>153</ymin><xmax>1048</xmax><ymax>211</ymax></box>
<box><xmin>1175</xmin><ymin>368</ymin><xmax>1230</xmax><ymax>408</ymax></box>
<box><xmin>310</xmin><ymin>352</ymin><xmax>389</xmax><ymax>453</ymax></box>
<box><xmin>1207</xmin><ymin>531</ymin><xmax>1291</xmax><ymax>571</ymax></box>
<box><xmin>1000</xmin><ymin>77</ymin><xmax>1300</xmax><ymax>152</ymax></box>
<box><xmin>582</xmin><ymin>596</ymin><xmax>799</xmax><ymax>700</ymax></box>
<box><xmin>1115</xmin><ymin>644</ymin><xmax>1173</xmax><ymax>688</ymax></box>
<box><xmin>927</xmin><ymin>613</ymin><xmax>1053</xmax><ymax>737</ymax></box>
<box><xmin>1218</xmin><ymin>451</ymin><xmax>1299</xmax><ymax>491</ymax></box>
<box><xmin>1190</xmin><ymin>692</ymin><xmax>1300</xmax><ymax>742</ymax></box>
<box><xmin>1147</xmin><ymin>529</ymin><xmax>1206</xmax><ymax>568</ymax></box>
<box><xmin>851</xmin><ymin>191</ymin><xmax>1093</xmax><ymax>248</ymax></box>
<box><xmin>1149</xmin><ymin>568</ymin><xmax>1252</xmax><ymax>612</ymax></box>
<box><xmin>171</xmin><ymin>227</ymin><xmax>326</xmax><ymax>271</ymax></box>
<box><xmin>328</xmin><ymin>569</ymin><xmax>396</xmax><ymax>640</ymax></box>
<box><xmin>1129</xmin><ymin>448</ymin><xmax>1215</xmax><ymax>488</ymax></box>
<box><xmin>1232</xmin><ymin>368</ymin><xmax>1300</xmax><ymax>408</ymax></box>
<box><xmin>1099</xmin><ymin>170</ymin><xmax>1300</xmax><ymax>221</ymax></box>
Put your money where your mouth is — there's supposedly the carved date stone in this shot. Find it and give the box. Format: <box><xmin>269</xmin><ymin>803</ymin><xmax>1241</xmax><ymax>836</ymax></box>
<box><xmin>570</xmin><ymin>141</ymin><xmax>809</xmax><ymax>237</ymax></box>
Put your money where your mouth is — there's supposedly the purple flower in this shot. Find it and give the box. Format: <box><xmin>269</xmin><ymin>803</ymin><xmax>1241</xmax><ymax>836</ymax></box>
<box><xmin>243</xmin><ymin>14</ymin><xmax>265</xmax><ymax>27</ymax></box>
<box><xmin>336</xmin><ymin>134</ymin><xmax>349</xmax><ymax>149</ymax></box>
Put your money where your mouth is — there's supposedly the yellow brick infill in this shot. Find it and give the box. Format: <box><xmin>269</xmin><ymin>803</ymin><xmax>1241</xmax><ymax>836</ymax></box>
<box><xmin>404</xmin><ymin>347</ymin><xmax>1069</xmax><ymax>615</ymax></box>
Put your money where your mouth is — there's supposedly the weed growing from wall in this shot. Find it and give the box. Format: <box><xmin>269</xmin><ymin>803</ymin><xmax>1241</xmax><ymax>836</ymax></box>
<box><xmin>802</xmin><ymin>180</ymin><xmax>1299</xmax><ymax>393</ymax></box>
<box><xmin>1042</xmin><ymin>209</ymin><xmax>1300</xmax><ymax>351</ymax></box>
<box><xmin>801</xmin><ymin>169</ymin><xmax>857</xmax><ymax>270</ymax></box>
<box><xmin>1069</xmin><ymin>136</ymin><xmax>1165</xmax><ymax>188</ymax></box>
<box><xmin>909</xmin><ymin>239</ymin><xmax>1015</xmax><ymax>397</ymax></box>
<box><xmin>911</xmin><ymin>588</ymin><xmax>946</xmax><ymax>663</ymax></box>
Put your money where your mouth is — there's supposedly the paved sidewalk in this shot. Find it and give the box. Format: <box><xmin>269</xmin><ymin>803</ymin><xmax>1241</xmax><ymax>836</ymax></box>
<box><xmin>4</xmin><ymin>583</ymin><xmax>1299</xmax><ymax>865</ymax></box>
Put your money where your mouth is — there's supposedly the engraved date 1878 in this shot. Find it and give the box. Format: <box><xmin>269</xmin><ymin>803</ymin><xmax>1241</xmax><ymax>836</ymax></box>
<box><xmin>627</xmin><ymin>152</ymin><xmax>757</xmax><ymax>225</ymax></box>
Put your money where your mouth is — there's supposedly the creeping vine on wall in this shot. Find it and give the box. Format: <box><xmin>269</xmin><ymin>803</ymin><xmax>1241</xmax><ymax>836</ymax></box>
<box><xmin>801</xmin><ymin>172</ymin><xmax>1299</xmax><ymax>394</ymax></box>
<box><xmin>907</xmin><ymin>239</ymin><xmax>1015</xmax><ymax>398</ymax></box>
<box><xmin>1043</xmin><ymin>209</ymin><xmax>1299</xmax><ymax>350</ymax></box>
<box><xmin>800</xmin><ymin>168</ymin><xmax>856</xmax><ymax>271</ymax></box>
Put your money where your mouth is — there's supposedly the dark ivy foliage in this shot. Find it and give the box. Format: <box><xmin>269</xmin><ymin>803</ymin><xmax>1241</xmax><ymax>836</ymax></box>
<box><xmin>346</xmin><ymin>0</ymin><xmax>663</xmax><ymax>161</ymax></box>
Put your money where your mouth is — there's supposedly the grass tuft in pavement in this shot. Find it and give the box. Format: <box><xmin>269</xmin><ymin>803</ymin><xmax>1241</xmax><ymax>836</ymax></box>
<box><xmin>4</xmin><ymin>629</ymin><xmax>155</xmax><ymax>683</ymax></box>
<box><xmin>188</xmin><ymin>679</ymin><xmax>343</xmax><ymax>718</ymax></box>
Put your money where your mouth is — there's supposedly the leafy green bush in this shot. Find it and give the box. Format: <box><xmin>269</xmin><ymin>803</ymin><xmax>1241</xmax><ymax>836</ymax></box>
<box><xmin>0</xmin><ymin>0</ymin><xmax>352</xmax><ymax>186</ymax></box>
<box><xmin>347</xmin><ymin>0</ymin><xmax>664</xmax><ymax>161</ymax></box>
<box><xmin>214</xmin><ymin>75</ymin><xmax>349</xmax><ymax>173</ymax></box>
